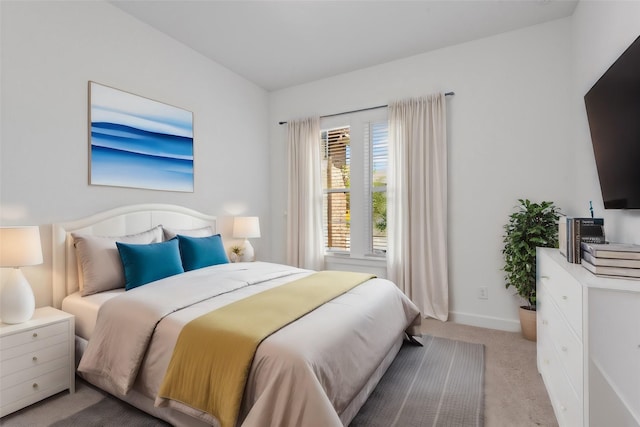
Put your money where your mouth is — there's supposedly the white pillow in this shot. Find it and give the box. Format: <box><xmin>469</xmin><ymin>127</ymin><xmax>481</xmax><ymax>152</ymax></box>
<box><xmin>72</xmin><ymin>226</ymin><xmax>163</xmax><ymax>296</ymax></box>
<box><xmin>162</xmin><ymin>225</ymin><xmax>213</xmax><ymax>240</ymax></box>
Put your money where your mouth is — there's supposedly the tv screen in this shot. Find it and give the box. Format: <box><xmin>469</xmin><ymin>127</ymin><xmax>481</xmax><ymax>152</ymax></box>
<box><xmin>584</xmin><ymin>35</ymin><xmax>640</xmax><ymax>209</ymax></box>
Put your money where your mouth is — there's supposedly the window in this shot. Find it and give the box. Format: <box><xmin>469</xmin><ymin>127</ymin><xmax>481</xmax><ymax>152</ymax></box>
<box><xmin>368</xmin><ymin>122</ymin><xmax>388</xmax><ymax>255</ymax></box>
<box><xmin>321</xmin><ymin>127</ymin><xmax>351</xmax><ymax>252</ymax></box>
<box><xmin>320</xmin><ymin>111</ymin><xmax>388</xmax><ymax>257</ymax></box>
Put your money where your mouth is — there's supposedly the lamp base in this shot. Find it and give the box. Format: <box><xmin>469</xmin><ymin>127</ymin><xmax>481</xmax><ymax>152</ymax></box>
<box><xmin>240</xmin><ymin>239</ymin><xmax>255</xmax><ymax>262</ymax></box>
<box><xmin>1</xmin><ymin>268</ymin><xmax>35</xmax><ymax>324</ymax></box>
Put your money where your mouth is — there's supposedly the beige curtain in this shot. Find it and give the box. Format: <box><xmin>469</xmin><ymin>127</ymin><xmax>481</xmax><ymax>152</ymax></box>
<box><xmin>387</xmin><ymin>94</ymin><xmax>448</xmax><ymax>320</ymax></box>
<box><xmin>286</xmin><ymin>117</ymin><xmax>325</xmax><ymax>271</ymax></box>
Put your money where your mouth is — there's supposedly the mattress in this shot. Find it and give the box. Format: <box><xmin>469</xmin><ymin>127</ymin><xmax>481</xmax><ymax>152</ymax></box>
<box><xmin>61</xmin><ymin>289</ymin><xmax>124</xmax><ymax>340</ymax></box>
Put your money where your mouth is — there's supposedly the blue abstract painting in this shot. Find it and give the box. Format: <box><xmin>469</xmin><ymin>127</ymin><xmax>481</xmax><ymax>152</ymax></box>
<box><xmin>89</xmin><ymin>82</ymin><xmax>194</xmax><ymax>192</ymax></box>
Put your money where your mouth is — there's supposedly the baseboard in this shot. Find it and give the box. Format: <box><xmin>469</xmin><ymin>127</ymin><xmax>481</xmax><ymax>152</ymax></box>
<box><xmin>448</xmin><ymin>311</ymin><xmax>521</xmax><ymax>332</ymax></box>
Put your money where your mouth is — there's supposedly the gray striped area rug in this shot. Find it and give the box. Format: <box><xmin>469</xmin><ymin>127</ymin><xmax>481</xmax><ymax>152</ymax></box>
<box><xmin>350</xmin><ymin>335</ymin><xmax>485</xmax><ymax>427</ymax></box>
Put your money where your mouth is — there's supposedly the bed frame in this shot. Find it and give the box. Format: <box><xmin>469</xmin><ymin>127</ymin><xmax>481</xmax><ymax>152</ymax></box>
<box><xmin>52</xmin><ymin>203</ymin><xmax>216</xmax><ymax>309</ymax></box>
<box><xmin>51</xmin><ymin>204</ymin><xmax>406</xmax><ymax>427</ymax></box>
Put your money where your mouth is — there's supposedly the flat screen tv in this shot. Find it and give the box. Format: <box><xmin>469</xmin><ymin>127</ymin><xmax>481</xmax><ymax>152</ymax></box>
<box><xmin>584</xmin><ymin>35</ymin><xmax>640</xmax><ymax>209</ymax></box>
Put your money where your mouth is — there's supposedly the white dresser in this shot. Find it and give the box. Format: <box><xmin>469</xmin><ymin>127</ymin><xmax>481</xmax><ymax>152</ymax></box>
<box><xmin>0</xmin><ymin>306</ymin><xmax>75</xmax><ymax>417</ymax></box>
<box><xmin>537</xmin><ymin>248</ymin><xmax>640</xmax><ymax>427</ymax></box>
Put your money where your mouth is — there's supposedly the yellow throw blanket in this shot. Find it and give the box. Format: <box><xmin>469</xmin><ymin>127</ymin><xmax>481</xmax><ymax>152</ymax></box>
<box><xmin>157</xmin><ymin>270</ymin><xmax>375</xmax><ymax>427</ymax></box>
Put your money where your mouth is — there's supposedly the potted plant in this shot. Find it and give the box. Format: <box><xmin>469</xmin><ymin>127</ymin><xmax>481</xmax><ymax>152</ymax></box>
<box><xmin>229</xmin><ymin>245</ymin><xmax>243</xmax><ymax>263</ymax></box>
<box><xmin>502</xmin><ymin>199</ymin><xmax>559</xmax><ymax>341</ymax></box>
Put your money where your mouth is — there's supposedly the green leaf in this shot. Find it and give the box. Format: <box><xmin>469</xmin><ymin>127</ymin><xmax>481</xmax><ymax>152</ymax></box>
<box><xmin>501</xmin><ymin>199</ymin><xmax>559</xmax><ymax>308</ymax></box>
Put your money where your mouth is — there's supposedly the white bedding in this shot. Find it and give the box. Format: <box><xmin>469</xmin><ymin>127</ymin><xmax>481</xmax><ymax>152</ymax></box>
<box><xmin>77</xmin><ymin>262</ymin><xmax>421</xmax><ymax>427</ymax></box>
<box><xmin>61</xmin><ymin>289</ymin><xmax>124</xmax><ymax>340</ymax></box>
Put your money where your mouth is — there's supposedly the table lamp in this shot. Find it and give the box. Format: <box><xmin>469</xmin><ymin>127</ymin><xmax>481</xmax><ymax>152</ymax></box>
<box><xmin>0</xmin><ymin>226</ymin><xmax>43</xmax><ymax>324</ymax></box>
<box><xmin>232</xmin><ymin>217</ymin><xmax>260</xmax><ymax>262</ymax></box>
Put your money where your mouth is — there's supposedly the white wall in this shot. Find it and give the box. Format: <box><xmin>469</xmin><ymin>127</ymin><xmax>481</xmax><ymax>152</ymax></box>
<box><xmin>269</xmin><ymin>19</ymin><xmax>574</xmax><ymax>331</ymax></box>
<box><xmin>0</xmin><ymin>1</ymin><xmax>270</xmax><ymax>307</ymax></box>
<box><xmin>570</xmin><ymin>1</ymin><xmax>640</xmax><ymax>243</ymax></box>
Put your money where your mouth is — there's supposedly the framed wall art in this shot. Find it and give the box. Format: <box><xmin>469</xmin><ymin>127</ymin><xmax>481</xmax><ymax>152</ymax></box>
<box><xmin>89</xmin><ymin>81</ymin><xmax>194</xmax><ymax>192</ymax></box>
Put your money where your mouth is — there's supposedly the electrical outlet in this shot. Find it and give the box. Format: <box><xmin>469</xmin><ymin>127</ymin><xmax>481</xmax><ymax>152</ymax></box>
<box><xmin>478</xmin><ymin>286</ymin><xmax>488</xmax><ymax>299</ymax></box>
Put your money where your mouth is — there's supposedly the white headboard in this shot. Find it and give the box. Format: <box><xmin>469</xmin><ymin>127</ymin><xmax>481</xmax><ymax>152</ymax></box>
<box><xmin>52</xmin><ymin>204</ymin><xmax>217</xmax><ymax>308</ymax></box>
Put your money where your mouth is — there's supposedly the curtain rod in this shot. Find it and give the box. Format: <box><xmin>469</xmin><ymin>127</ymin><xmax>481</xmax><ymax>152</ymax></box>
<box><xmin>278</xmin><ymin>91</ymin><xmax>454</xmax><ymax>125</ymax></box>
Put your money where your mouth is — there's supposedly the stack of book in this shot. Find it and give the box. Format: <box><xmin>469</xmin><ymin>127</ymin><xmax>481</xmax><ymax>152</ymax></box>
<box><xmin>564</xmin><ymin>217</ymin><xmax>605</xmax><ymax>263</ymax></box>
<box><xmin>580</xmin><ymin>242</ymin><xmax>640</xmax><ymax>279</ymax></box>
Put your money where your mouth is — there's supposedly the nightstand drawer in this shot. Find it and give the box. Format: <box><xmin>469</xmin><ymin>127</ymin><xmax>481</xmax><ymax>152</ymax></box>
<box><xmin>1</xmin><ymin>341</ymin><xmax>69</xmax><ymax>376</ymax></box>
<box><xmin>0</xmin><ymin>331</ymin><xmax>68</xmax><ymax>362</ymax></box>
<box><xmin>0</xmin><ymin>307</ymin><xmax>75</xmax><ymax>417</ymax></box>
<box><xmin>0</xmin><ymin>366</ymin><xmax>69</xmax><ymax>409</ymax></box>
<box><xmin>1</xmin><ymin>355</ymin><xmax>69</xmax><ymax>390</ymax></box>
<box><xmin>0</xmin><ymin>321</ymin><xmax>68</xmax><ymax>352</ymax></box>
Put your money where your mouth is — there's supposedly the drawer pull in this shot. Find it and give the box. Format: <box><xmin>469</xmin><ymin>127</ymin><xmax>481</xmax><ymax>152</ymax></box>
<box><xmin>32</xmin><ymin>383</ymin><xmax>38</xmax><ymax>389</ymax></box>
<box><xmin>542</xmin><ymin>320</ymin><xmax>548</xmax><ymax>325</ymax></box>
<box><xmin>32</xmin><ymin>332</ymin><xmax>38</xmax><ymax>338</ymax></box>
<box><xmin>561</xmin><ymin>346</ymin><xmax>568</xmax><ymax>352</ymax></box>
<box><xmin>32</xmin><ymin>356</ymin><xmax>38</xmax><ymax>362</ymax></box>
<box><xmin>540</xmin><ymin>275</ymin><xmax>550</xmax><ymax>280</ymax></box>
<box><xmin>562</xmin><ymin>295</ymin><xmax>568</xmax><ymax>300</ymax></box>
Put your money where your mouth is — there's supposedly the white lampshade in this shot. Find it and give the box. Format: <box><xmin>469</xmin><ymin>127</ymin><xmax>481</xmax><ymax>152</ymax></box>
<box><xmin>232</xmin><ymin>216</ymin><xmax>261</xmax><ymax>239</ymax></box>
<box><xmin>0</xmin><ymin>226</ymin><xmax>43</xmax><ymax>267</ymax></box>
<box><xmin>0</xmin><ymin>226</ymin><xmax>42</xmax><ymax>324</ymax></box>
<box><xmin>232</xmin><ymin>217</ymin><xmax>260</xmax><ymax>262</ymax></box>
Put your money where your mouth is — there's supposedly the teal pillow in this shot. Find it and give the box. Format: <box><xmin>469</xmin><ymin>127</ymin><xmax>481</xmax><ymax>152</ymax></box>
<box><xmin>116</xmin><ymin>238</ymin><xmax>184</xmax><ymax>290</ymax></box>
<box><xmin>177</xmin><ymin>234</ymin><xmax>229</xmax><ymax>271</ymax></box>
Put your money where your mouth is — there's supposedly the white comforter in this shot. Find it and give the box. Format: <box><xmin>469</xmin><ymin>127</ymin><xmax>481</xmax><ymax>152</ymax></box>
<box><xmin>78</xmin><ymin>262</ymin><xmax>420</xmax><ymax>427</ymax></box>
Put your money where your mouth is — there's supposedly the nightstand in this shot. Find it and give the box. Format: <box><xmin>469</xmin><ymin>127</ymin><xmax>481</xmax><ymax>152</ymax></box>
<box><xmin>0</xmin><ymin>306</ymin><xmax>75</xmax><ymax>417</ymax></box>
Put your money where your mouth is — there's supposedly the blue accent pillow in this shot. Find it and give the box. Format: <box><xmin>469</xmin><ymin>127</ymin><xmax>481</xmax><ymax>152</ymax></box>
<box><xmin>116</xmin><ymin>238</ymin><xmax>184</xmax><ymax>290</ymax></box>
<box><xmin>177</xmin><ymin>234</ymin><xmax>229</xmax><ymax>271</ymax></box>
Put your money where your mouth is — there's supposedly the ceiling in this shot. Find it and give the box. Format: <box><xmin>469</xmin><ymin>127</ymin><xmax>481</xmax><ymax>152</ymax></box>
<box><xmin>111</xmin><ymin>0</ymin><xmax>578</xmax><ymax>91</ymax></box>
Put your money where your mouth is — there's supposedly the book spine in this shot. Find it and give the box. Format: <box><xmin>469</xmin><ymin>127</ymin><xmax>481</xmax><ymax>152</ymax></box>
<box><xmin>581</xmin><ymin>235</ymin><xmax>606</xmax><ymax>244</ymax></box>
<box><xmin>581</xmin><ymin>242</ymin><xmax>640</xmax><ymax>260</ymax></box>
<box><xmin>566</xmin><ymin>218</ymin><xmax>573</xmax><ymax>263</ymax></box>
<box><xmin>579</xmin><ymin>218</ymin><xmax>604</xmax><ymax>226</ymax></box>
<box><xmin>574</xmin><ymin>218</ymin><xmax>581</xmax><ymax>263</ymax></box>
<box><xmin>558</xmin><ymin>216</ymin><xmax>567</xmax><ymax>257</ymax></box>
<box><xmin>581</xmin><ymin>260</ymin><xmax>640</xmax><ymax>278</ymax></box>
<box><xmin>593</xmin><ymin>250</ymin><xmax>640</xmax><ymax>261</ymax></box>
<box><xmin>582</xmin><ymin>251</ymin><xmax>640</xmax><ymax>268</ymax></box>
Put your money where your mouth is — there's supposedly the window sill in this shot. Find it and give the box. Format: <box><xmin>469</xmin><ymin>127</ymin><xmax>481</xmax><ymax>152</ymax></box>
<box><xmin>324</xmin><ymin>253</ymin><xmax>386</xmax><ymax>266</ymax></box>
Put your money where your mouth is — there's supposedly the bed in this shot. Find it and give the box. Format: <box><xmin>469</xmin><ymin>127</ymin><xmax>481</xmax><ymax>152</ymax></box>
<box><xmin>52</xmin><ymin>204</ymin><xmax>421</xmax><ymax>427</ymax></box>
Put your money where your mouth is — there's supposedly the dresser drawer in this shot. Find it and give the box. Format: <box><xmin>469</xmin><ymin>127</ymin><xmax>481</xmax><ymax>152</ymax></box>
<box><xmin>536</xmin><ymin>283</ymin><xmax>551</xmax><ymax>371</ymax></box>
<box><xmin>538</xmin><ymin>282</ymin><xmax>583</xmax><ymax>399</ymax></box>
<box><xmin>0</xmin><ymin>321</ymin><xmax>68</xmax><ymax>354</ymax></box>
<box><xmin>538</xmin><ymin>256</ymin><xmax>583</xmax><ymax>338</ymax></box>
<box><xmin>538</xmin><ymin>339</ymin><xmax>583</xmax><ymax>427</ymax></box>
